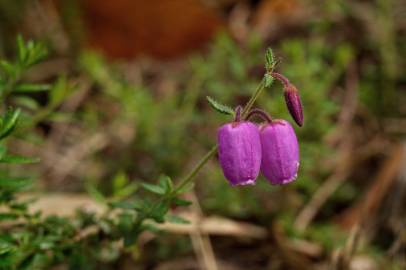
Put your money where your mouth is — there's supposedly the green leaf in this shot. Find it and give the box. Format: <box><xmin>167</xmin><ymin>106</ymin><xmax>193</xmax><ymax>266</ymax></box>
<box><xmin>150</xmin><ymin>201</ymin><xmax>169</xmax><ymax>223</ymax></box>
<box><xmin>165</xmin><ymin>214</ymin><xmax>190</xmax><ymax>224</ymax></box>
<box><xmin>265</xmin><ymin>47</ymin><xmax>274</xmax><ymax>71</ymax></box>
<box><xmin>142</xmin><ymin>223</ymin><xmax>161</xmax><ymax>233</ymax></box>
<box><xmin>49</xmin><ymin>76</ymin><xmax>70</xmax><ymax>106</ymax></box>
<box><xmin>141</xmin><ymin>182</ymin><xmax>165</xmax><ymax>195</ymax></box>
<box><xmin>17</xmin><ymin>36</ymin><xmax>47</xmax><ymax>68</ymax></box>
<box><xmin>0</xmin><ymin>108</ymin><xmax>21</xmax><ymax>141</ymax></box>
<box><xmin>0</xmin><ymin>155</ymin><xmax>39</xmax><ymax>164</ymax></box>
<box><xmin>113</xmin><ymin>171</ymin><xmax>129</xmax><ymax>192</ymax></box>
<box><xmin>109</xmin><ymin>200</ymin><xmax>143</xmax><ymax>210</ymax></box>
<box><xmin>0</xmin><ymin>239</ymin><xmax>14</xmax><ymax>255</ymax></box>
<box><xmin>14</xmin><ymin>83</ymin><xmax>51</xmax><ymax>93</ymax></box>
<box><xmin>206</xmin><ymin>96</ymin><xmax>234</xmax><ymax>116</ymax></box>
<box><xmin>0</xmin><ymin>213</ymin><xmax>19</xmax><ymax>221</ymax></box>
<box><xmin>12</xmin><ymin>96</ymin><xmax>40</xmax><ymax>110</ymax></box>
<box><xmin>159</xmin><ymin>175</ymin><xmax>173</xmax><ymax>194</ymax></box>
<box><xmin>172</xmin><ymin>198</ymin><xmax>192</xmax><ymax>207</ymax></box>
<box><xmin>86</xmin><ymin>184</ymin><xmax>106</xmax><ymax>203</ymax></box>
<box><xmin>114</xmin><ymin>183</ymin><xmax>138</xmax><ymax>199</ymax></box>
<box><xmin>0</xmin><ymin>78</ymin><xmax>5</xmax><ymax>92</ymax></box>
<box><xmin>17</xmin><ymin>35</ymin><xmax>27</xmax><ymax>63</ymax></box>
<box><xmin>0</xmin><ymin>145</ymin><xmax>7</xmax><ymax>160</ymax></box>
<box><xmin>0</xmin><ymin>60</ymin><xmax>16</xmax><ymax>77</ymax></box>
<box><xmin>0</xmin><ymin>177</ymin><xmax>32</xmax><ymax>189</ymax></box>
<box><xmin>46</xmin><ymin>112</ymin><xmax>71</xmax><ymax>122</ymax></box>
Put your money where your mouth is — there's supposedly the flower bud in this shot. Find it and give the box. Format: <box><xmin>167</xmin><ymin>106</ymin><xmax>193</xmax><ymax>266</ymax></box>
<box><xmin>284</xmin><ymin>84</ymin><xmax>303</xmax><ymax>127</ymax></box>
<box><xmin>217</xmin><ymin>122</ymin><xmax>262</xmax><ymax>186</ymax></box>
<box><xmin>271</xmin><ymin>72</ymin><xmax>304</xmax><ymax>127</ymax></box>
<box><xmin>260</xmin><ymin>120</ymin><xmax>299</xmax><ymax>185</ymax></box>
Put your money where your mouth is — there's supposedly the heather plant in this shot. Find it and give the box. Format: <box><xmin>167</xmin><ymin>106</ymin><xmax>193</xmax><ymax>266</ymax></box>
<box><xmin>0</xmin><ymin>1</ymin><xmax>403</xmax><ymax>268</ymax></box>
<box><xmin>81</xmin><ymin>34</ymin><xmax>355</xmax><ymax>246</ymax></box>
<box><xmin>0</xmin><ymin>34</ymin><xmax>305</xmax><ymax>269</ymax></box>
<box><xmin>0</xmin><ymin>28</ymin><xmax>402</xmax><ymax>268</ymax></box>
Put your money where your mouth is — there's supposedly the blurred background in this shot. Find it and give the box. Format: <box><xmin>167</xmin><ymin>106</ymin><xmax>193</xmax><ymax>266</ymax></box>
<box><xmin>0</xmin><ymin>0</ymin><xmax>405</xmax><ymax>269</ymax></box>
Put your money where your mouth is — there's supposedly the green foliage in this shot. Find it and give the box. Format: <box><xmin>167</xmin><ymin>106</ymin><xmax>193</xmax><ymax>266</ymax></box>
<box><xmin>76</xmin><ymin>34</ymin><xmax>357</xmax><ymax>257</ymax></box>
<box><xmin>0</xmin><ymin>108</ymin><xmax>20</xmax><ymax>140</ymax></box>
<box><xmin>0</xmin><ymin>35</ymin><xmax>48</xmax><ymax>97</ymax></box>
<box><xmin>1</xmin><ymin>35</ymin><xmax>280</xmax><ymax>268</ymax></box>
<box><xmin>264</xmin><ymin>48</ymin><xmax>276</xmax><ymax>87</ymax></box>
<box><xmin>0</xmin><ymin>37</ymin><xmax>51</xmax><ymax>209</ymax></box>
<box><xmin>0</xmin><ymin>37</ymin><xmax>56</xmax><ymax>269</ymax></box>
<box><xmin>0</xmin><ymin>21</ymin><xmax>400</xmax><ymax>267</ymax></box>
<box><xmin>206</xmin><ymin>96</ymin><xmax>234</xmax><ymax>116</ymax></box>
<box><xmin>0</xmin><ymin>36</ymin><xmax>179</xmax><ymax>269</ymax></box>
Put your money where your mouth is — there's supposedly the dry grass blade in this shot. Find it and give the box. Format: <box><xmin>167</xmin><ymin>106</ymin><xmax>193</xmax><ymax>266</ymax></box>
<box><xmin>188</xmin><ymin>192</ymin><xmax>219</xmax><ymax>270</ymax></box>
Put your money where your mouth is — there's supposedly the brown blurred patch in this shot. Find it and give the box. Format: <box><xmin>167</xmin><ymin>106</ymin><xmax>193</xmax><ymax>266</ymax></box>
<box><xmin>78</xmin><ymin>0</ymin><xmax>224</xmax><ymax>59</ymax></box>
<box><xmin>252</xmin><ymin>0</ymin><xmax>308</xmax><ymax>39</ymax></box>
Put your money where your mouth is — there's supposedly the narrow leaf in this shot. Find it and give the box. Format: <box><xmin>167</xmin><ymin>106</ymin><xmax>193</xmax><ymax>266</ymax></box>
<box><xmin>172</xmin><ymin>198</ymin><xmax>192</xmax><ymax>207</ymax></box>
<box><xmin>0</xmin><ymin>109</ymin><xmax>21</xmax><ymax>140</ymax></box>
<box><xmin>159</xmin><ymin>175</ymin><xmax>173</xmax><ymax>193</ymax></box>
<box><xmin>265</xmin><ymin>47</ymin><xmax>274</xmax><ymax>71</ymax></box>
<box><xmin>113</xmin><ymin>171</ymin><xmax>129</xmax><ymax>191</ymax></box>
<box><xmin>206</xmin><ymin>96</ymin><xmax>234</xmax><ymax>116</ymax></box>
<box><xmin>0</xmin><ymin>177</ymin><xmax>32</xmax><ymax>189</ymax></box>
<box><xmin>86</xmin><ymin>184</ymin><xmax>106</xmax><ymax>203</ymax></box>
<box><xmin>142</xmin><ymin>223</ymin><xmax>161</xmax><ymax>233</ymax></box>
<box><xmin>14</xmin><ymin>83</ymin><xmax>51</xmax><ymax>93</ymax></box>
<box><xmin>0</xmin><ymin>60</ymin><xmax>16</xmax><ymax>77</ymax></box>
<box><xmin>0</xmin><ymin>155</ymin><xmax>40</xmax><ymax>164</ymax></box>
<box><xmin>12</xmin><ymin>96</ymin><xmax>40</xmax><ymax>110</ymax></box>
<box><xmin>150</xmin><ymin>201</ymin><xmax>169</xmax><ymax>223</ymax></box>
<box><xmin>50</xmin><ymin>76</ymin><xmax>69</xmax><ymax>106</ymax></box>
<box><xmin>0</xmin><ymin>213</ymin><xmax>19</xmax><ymax>221</ymax></box>
<box><xmin>109</xmin><ymin>200</ymin><xmax>143</xmax><ymax>211</ymax></box>
<box><xmin>17</xmin><ymin>35</ymin><xmax>27</xmax><ymax>63</ymax></box>
<box><xmin>0</xmin><ymin>145</ymin><xmax>6</xmax><ymax>160</ymax></box>
<box><xmin>166</xmin><ymin>214</ymin><xmax>190</xmax><ymax>224</ymax></box>
<box><xmin>0</xmin><ymin>239</ymin><xmax>14</xmax><ymax>255</ymax></box>
<box><xmin>114</xmin><ymin>183</ymin><xmax>138</xmax><ymax>199</ymax></box>
<box><xmin>141</xmin><ymin>183</ymin><xmax>165</xmax><ymax>195</ymax></box>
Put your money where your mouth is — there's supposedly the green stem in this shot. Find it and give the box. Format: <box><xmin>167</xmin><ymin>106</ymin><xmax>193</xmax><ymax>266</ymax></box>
<box><xmin>173</xmin><ymin>145</ymin><xmax>218</xmax><ymax>194</ymax></box>
<box><xmin>241</xmin><ymin>79</ymin><xmax>266</xmax><ymax>117</ymax></box>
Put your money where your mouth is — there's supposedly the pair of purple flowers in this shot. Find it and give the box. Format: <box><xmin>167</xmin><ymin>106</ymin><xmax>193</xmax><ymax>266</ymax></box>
<box><xmin>217</xmin><ymin>72</ymin><xmax>303</xmax><ymax>186</ymax></box>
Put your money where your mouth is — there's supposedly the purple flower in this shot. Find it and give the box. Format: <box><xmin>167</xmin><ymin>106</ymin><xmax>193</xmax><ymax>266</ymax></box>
<box><xmin>217</xmin><ymin>122</ymin><xmax>262</xmax><ymax>186</ymax></box>
<box><xmin>284</xmin><ymin>84</ymin><xmax>303</xmax><ymax>127</ymax></box>
<box><xmin>260</xmin><ymin>120</ymin><xmax>299</xmax><ymax>185</ymax></box>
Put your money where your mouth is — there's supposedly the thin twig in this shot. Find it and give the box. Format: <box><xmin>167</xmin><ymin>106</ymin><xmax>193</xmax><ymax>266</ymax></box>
<box><xmin>188</xmin><ymin>192</ymin><xmax>219</xmax><ymax>270</ymax></box>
